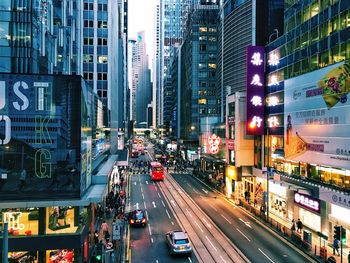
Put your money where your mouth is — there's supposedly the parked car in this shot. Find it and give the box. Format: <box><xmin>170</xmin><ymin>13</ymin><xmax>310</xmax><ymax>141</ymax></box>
<box><xmin>127</xmin><ymin>210</ymin><xmax>147</xmax><ymax>227</ymax></box>
<box><xmin>165</xmin><ymin>230</ymin><xmax>192</xmax><ymax>255</ymax></box>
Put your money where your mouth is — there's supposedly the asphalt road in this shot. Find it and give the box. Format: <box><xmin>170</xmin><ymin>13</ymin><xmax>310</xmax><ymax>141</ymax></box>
<box><xmin>128</xmin><ymin>153</ymin><xmax>198</xmax><ymax>263</ymax></box>
<box><xmin>171</xmin><ymin>172</ymin><xmax>316</xmax><ymax>263</ymax></box>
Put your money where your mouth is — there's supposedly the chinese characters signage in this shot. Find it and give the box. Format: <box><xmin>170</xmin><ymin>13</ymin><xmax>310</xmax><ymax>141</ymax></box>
<box><xmin>246</xmin><ymin>46</ymin><xmax>265</xmax><ymax>135</ymax></box>
<box><xmin>294</xmin><ymin>192</ymin><xmax>321</xmax><ymax>214</ymax></box>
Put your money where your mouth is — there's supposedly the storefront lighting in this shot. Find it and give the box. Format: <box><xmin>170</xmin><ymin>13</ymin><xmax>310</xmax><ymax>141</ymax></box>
<box><xmin>3</xmin><ymin>212</ymin><xmax>25</xmax><ymax>230</ymax></box>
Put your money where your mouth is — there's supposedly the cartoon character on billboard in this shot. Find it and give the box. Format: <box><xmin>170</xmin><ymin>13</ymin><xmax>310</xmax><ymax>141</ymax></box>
<box><xmin>208</xmin><ymin>134</ymin><xmax>222</xmax><ymax>154</ymax></box>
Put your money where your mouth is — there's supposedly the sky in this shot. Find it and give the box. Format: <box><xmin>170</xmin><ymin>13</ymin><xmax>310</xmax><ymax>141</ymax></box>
<box><xmin>128</xmin><ymin>0</ymin><xmax>158</xmax><ymax>65</ymax></box>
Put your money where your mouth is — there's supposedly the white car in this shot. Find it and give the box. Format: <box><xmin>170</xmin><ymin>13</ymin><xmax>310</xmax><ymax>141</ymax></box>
<box><xmin>166</xmin><ymin>230</ymin><xmax>192</xmax><ymax>255</ymax></box>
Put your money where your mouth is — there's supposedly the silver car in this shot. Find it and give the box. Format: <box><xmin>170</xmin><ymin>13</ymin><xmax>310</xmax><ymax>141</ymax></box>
<box><xmin>166</xmin><ymin>230</ymin><xmax>192</xmax><ymax>255</ymax></box>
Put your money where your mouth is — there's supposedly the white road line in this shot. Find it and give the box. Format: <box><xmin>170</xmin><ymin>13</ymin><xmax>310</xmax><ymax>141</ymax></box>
<box><xmin>140</xmin><ymin>187</ymin><xmax>143</xmax><ymax>193</ymax></box>
<box><xmin>202</xmin><ymin>218</ymin><xmax>212</xmax><ymax>229</ymax></box>
<box><xmin>220</xmin><ymin>255</ymin><xmax>226</xmax><ymax>263</ymax></box>
<box><xmin>258</xmin><ymin>248</ymin><xmax>276</xmax><ymax>263</ymax></box>
<box><xmin>136</xmin><ymin>203</ymin><xmax>139</xmax><ymax>209</ymax></box>
<box><xmin>205</xmin><ymin>236</ymin><xmax>217</xmax><ymax>251</ymax></box>
<box><xmin>186</xmin><ymin>183</ymin><xmax>192</xmax><ymax>188</ymax></box>
<box><xmin>161</xmin><ymin>200</ymin><xmax>166</xmax><ymax>207</ymax></box>
<box><xmin>236</xmin><ymin>228</ymin><xmax>251</xmax><ymax>242</ymax></box>
<box><xmin>148</xmin><ymin>224</ymin><xmax>152</xmax><ymax>235</ymax></box>
<box><xmin>239</xmin><ymin>218</ymin><xmax>252</xmax><ymax>228</ymax></box>
<box><xmin>171</xmin><ymin>200</ymin><xmax>176</xmax><ymax>207</ymax></box>
<box><xmin>155</xmin><ymin>260</ymin><xmax>158</xmax><ymax>263</ymax></box>
<box><xmin>152</xmin><ymin>201</ymin><xmax>157</xmax><ymax>208</ymax></box>
<box><xmin>155</xmin><ymin>187</ymin><xmax>158</xmax><ymax>191</ymax></box>
<box><xmin>144</xmin><ymin>201</ymin><xmax>147</xmax><ymax>209</ymax></box>
<box><xmin>194</xmin><ymin>221</ymin><xmax>204</xmax><ymax>233</ymax></box>
<box><xmin>221</xmin><ymin>214</ymin><xmax>232</xmax><ymax>224</ymax></box>
<box><xmin>178</xmin><ymin>188</ymin><xmax>183</xmax><ymax>194</ymax></box>
<box><xmin>193</xmin><ymin>189</ymin><xmax>199</xmax><ymax>194</ymax></box>
<box><xmin>151</xmin><ymin>238</ymin><xmax>154</xmax><ymax>243</ymax></box>
<box><xmin>171</xmin><ymin>221</ymin><xmax>174</xmax><ymax>225</ymax></box>
<box><xmin>146</xmin><ymin>181</ymin><xmax>149</xmax><ymax>184</ymax></box>
<box><xmin>157</xmin><ymin>192</ymin><xmax>161</xmax><ymax>198</ymax></box>
<box><xmin>145</xmin><ymin>210</ymin><xmax>149</xmax><ymax>220</ymax></box>
<box><xmin>200</xmin><ymin>196</ymin><xmax>205</xmax><ymax>199</ymax></box>
<box><xmin>134</xmin><ymin>182</ymin><xmax>136</xmax><ymax>185</ymax></box>
<box><xmin>185</xmin><ymin>208</ymin><xmax>193</xmax><ymax>218</ymax></box>
<box><xmin>188</xmin><ymin>257</ymin><xmax>192</xmax><ymax>263</ymax></box>
<box><xmin>142</xmin><ymin>193</ymin><xmax>145</xmax><ymax>199</ymax></box>
<box><xmin>209</xmin><ymin>203</ymin><xmax>218</xmax><ymax>212</ymax></box>
<box><xmin>165</xmin><ymin>209</ymin><xmax>171</xmax><ymax>219</ymax></box>
<box><xmin>202</xmin><ymin>188</ymin><xmax>208</xmax><ymax>194</ymax></box>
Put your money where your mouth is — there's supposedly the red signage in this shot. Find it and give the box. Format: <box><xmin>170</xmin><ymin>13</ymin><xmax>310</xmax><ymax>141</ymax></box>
<box><xmin>208</xmin><ymin>134</ymin><xmax>222</xmax><ymax>154</ymax></box>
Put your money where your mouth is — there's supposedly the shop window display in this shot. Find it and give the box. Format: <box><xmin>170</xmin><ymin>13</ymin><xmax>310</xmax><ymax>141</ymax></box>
<box><xmin>1</xmin><ymin>208</ymin><xmax>39</xmax><ymax>236</ymax></box>
<box><xmin>8</xmin><ymin>251</ymin><xmax>38</xmax><ymax>263</ymax></box>
<box><xmin>47</xmin><ymin>249</ymin><xmax>74</xmax><ymax>263</ymax></box>
<box><xmin>46</xmin><ymin>207</ymin><xmax>77</xmax><ymax>234</ymax></box>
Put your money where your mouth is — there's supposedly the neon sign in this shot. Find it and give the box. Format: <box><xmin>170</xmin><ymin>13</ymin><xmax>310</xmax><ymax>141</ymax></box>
<box><xmin>208</xmin><ymin>134</ymin><xmax>221</xmax><ymax>154</ymax></box>
<box><xmin>294</xmin><ymin>193</ymin><xmax>321</xmax><ymax>213</ymax></box>
<box><xmin>246</xmin><ymin>46</ymin><xmax>265</xmax><ymax>135</ymax></box>
<box><xmin>3</xmin><ymin>212</ymin><xmax>25</xmax><ymax>230</ymax></box>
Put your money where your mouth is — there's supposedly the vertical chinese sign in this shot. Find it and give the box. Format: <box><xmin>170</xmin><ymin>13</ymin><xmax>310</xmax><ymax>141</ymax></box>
<box><xmin>246</xmin><ymin>46</ymin><xmax>265</xmax><ymax>135</ymax></box>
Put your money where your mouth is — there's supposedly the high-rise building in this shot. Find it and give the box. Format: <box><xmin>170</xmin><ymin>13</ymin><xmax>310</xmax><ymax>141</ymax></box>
<box><xmin>131</xmin><ymin>32</ymin><xmax>152</xmax><ymax>127</ymax></box>
<box><xmin>155</xmin><ymin>0</ymin><xmax>192</xmax><ymax>128</ymax></box>
<box><xmin>82</xmin><ymin>0</ymin><xmax>120</xmax><ymax>153</ymax></box>
<box><xmin>264</xmin><ymin>0</ymin><xmax>350</xmax><ymax>242</ymax></box>
<box><xmin>0</xmin><ymin>0</ymin><xmax>81</xmax><ymax>75</ymax></box>
<box><xmin>178</xmin><ymin>3</ymin><xmax>220</xmax><ymax>141</ymax></box>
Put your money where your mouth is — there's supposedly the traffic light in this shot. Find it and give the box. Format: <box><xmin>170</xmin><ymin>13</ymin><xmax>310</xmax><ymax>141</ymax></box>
<box><xmin>334</xmin><ymin>225</ymin><xmax>341</xmax><ymax>240</ymax></box>
<box><xmin>341</xmin><ymin>227</ymin><xmax>347</xmax><ymax>244</ymax></box>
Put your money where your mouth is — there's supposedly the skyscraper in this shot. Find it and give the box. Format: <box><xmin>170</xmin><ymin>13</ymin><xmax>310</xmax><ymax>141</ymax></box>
<box><xmin>155</xmin><ymin>0</ymin><xmax>192</xmax><ymax>128</ymax></box>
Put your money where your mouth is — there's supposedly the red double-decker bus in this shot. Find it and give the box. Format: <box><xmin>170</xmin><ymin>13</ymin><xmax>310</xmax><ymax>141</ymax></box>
<box><xmin>150</xmin><ymin>161</ymin><xmax>165</xmax><ymax>181</ymax></box>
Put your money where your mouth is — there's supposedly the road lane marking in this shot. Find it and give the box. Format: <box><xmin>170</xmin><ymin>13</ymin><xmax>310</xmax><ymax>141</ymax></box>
<box><xmin>220</xmin><ymin>255</ymin><xmax>226</xmax><ymax>263</ymax></box>
<box><xmin>142</xmin><ymin>193</ymin><xmax>145</xmax><ymax>200</ymax></box>
<box><xmin>178</xmin><ymin>188</ymin><xmax>183</xmax><ymax>194</ymax></box>
<box><xmin>194</xmin><ymin>221</ymin><xmax>204</xmax><ymax>233</ymax></box>
<box><xmin>161</xmin><ymin>200</ymin><xmax>166</xmax><ymax>207</ymax></box>
<box><xmin>136</xmin><ymin>203</ymin><xmax>139</xmax><ymax>209</ymax></box>
<box><xmin>186</xmin><ymin>183</ymin><xmax>192</xmax><ymax>188</ymax></box>
<box><xmin>151</xmin><ymin>238</ymin><xmax>154</xmax><ymax>243</ymax></box>
<box><xmin>157</xmin><ymin>192</ymin><xmax>161</xmax><ymax>198</ymax></box>
<box><xmin>221</xmin><ymin>214</ymin><xmax>232</xmax><ymax>224</ymax></box>
<box><xmin>140</xmin><ymin>187</ymin><xmax>143</xmax><ymax>193</ymax></box>
<box><xmin>209</xmin><ymin>203</ymin><xmax>218</xmax><ymax>212</ymax></box>
<box><xmin>171</xmin><ymin>200</ymin><xmax>177</xmax><ymax>207</ymax></box>
<box><xmin>144</xmin><ymin>201</ymin><xmax>147</xmax><ymax>209</ymax></box>
<box><xmin>148</xmin><ymin>224</ymin><xmax>152</xmax><ymax>235</ymax></box>
<box><xmin>165</xmin><ymin>209</ymin><xmax>171</xmax><ymax>219</ymax></box>
<box><xmin>171</xmin><ymin>221</ymin><xmax>174</xmax><ymax>225</ymax></box>
<box><xmin>155</xmin><ymin>260</ymin><xmax>158</xmax><ymax>263</ymax></box>
<box><xmin>134</xmin><ymin>182</ymin><xmax>136</xmax><ymax>185</ymax></box>
<box><xmin>202</xmin><ymin>188</ymin><xmax>208</xmax><ymax>194</ymax></box>
<box><xmin>202</xmin><ymin>218</ymin><xmax>212</xmax><ymax>229</ymax></box>
<box><xmin>152</xmin><ymin>201</ymin><xmax>157</xmax><ymax>208</ymax></box>
<box><xmin>200</xmin><ymin>196</ymin><xmax>204</xmax><ymax>199</ymax></box>
<box><xmin>205</xmin><ymin>236</ymin><xmax>217</xmax><ymax>251</ymax></box>
<box><xmin>145</xmin><ymin>210</ymin><xmax>149</xmax><ymax>220</ymax></box>
<box><xmin>258</xmin><ymin>248</ymin><xmax>275</xmax><ymax>263</ymax></box>
<box><xmin>146</xmin><ymin>180</ymin><xmax>149</xmax><ymax>184</ymax></box>
<box><xmin>236</xmin><ymin>228</ymin><xmax>251</xmax><ymax>242</ymax></box>
<box><xmin>188</xmin><ymin>257</ymin><xmax>192</xmax><ymax>263</ymax></box>
<box><xmin>185</xmin><ymin>208</ymin><xmax>193</xmax><ymax>218</ymax></box>
<box><xmin>239</xmin><ymin>218</ymin><xmax>252</xmax><ymax>228</ymax></box>
<box><xmin>193</xmin><ymin>189</ymin><xmax>199</xmax><ymax>194</ymax></box>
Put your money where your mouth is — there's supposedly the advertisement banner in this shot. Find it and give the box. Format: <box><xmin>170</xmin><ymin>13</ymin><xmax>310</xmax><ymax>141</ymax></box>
<box><xmin>246</xmin><ymin>46</ymin><xmax>265</xmax><ymax>135</ymax></box>
<box><xmin>284</xmin><ymin>61</ymin><xmax>350</xmax><ymax>169</ymax></box>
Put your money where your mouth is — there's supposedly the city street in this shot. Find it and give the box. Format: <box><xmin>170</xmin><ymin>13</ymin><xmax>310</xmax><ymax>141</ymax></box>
<box><xmin>171</xmin><ymin>173</ymin><xmax>315</xmax><ymax>263</ymax></box>
<box><xmin>127</xmin><ymin>153</ymin><xmax>198</xmax><ymax>263</ymax></box>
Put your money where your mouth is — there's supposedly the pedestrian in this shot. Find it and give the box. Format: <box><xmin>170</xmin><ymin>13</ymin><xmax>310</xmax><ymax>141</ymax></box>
<box><xmin>291</xmin><ymin>219</ymin><xmax>296</xmax><ymax>232</ymax></box>
<box><xmin>94</xmin><ymin>230</ymin><xmax>99</xmax><ymax>244</ymax></box>
<box><xmin>101</xmin><ymin>220</ymin><xmax>108</xmax><ymax>236</ymax></box>
<box><xmin>333</xmin><ymin>238</ymin><xmax>340</xmax><ymax>256</ymax></box>
<box><xmin>297</xmin><ymin>218</ymin><xmax>303</xmax><ymax>233</ymax></box>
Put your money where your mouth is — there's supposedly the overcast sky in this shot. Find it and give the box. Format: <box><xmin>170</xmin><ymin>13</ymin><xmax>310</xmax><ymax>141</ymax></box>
<box><xmin>128</xmin><ymin>0</ymin><xmax>158</xmax><ymax>65</ymax></box>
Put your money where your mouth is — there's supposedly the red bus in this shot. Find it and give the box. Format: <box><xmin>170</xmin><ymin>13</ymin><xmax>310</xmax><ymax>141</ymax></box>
<box><xmin>150</xmin><ymin>161</ymin><xmax>165</xmax><ymax>181</ymax></box>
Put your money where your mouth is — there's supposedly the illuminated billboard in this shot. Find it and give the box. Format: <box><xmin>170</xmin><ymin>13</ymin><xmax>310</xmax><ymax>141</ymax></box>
<box><xmin>246</xmin><ymin>46</ymin><xmax>265</xmax><ymax>135</ymax></box>
<box><xmin>0</xmin><ymin>74</ymin><xmax>93</xmax><ymax>200</ymax></box>
<box><xmin>284</xmin><ymin>61</ymin><xmax>350</xmax><ymax>169</ymax></box>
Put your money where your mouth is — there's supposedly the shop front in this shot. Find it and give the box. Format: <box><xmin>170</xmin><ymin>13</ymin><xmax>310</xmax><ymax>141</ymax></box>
<box><xmin>225</xmin><ymin>165</ymin><xmax>240</xmax><ymax>200</ymax></box>
<box><xmin>268</xmin><ymin>181</ymin><xmax>294</xmax><ymax>221</ymax></box>
<box><xmin>200</xmin><ymin>156</ymin><xmax>226</xmax><ymax>190</ymax></box>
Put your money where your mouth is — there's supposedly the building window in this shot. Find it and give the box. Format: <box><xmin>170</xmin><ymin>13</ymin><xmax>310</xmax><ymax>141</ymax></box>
<box><xmin>198</xmin><ymin>99</ymin><xmax>207</xmax><ymax>104</ymax></box>
<box><xmin>97</xmin><ymin>38</ymin><xmax>107</xmax><ymax>46</ymax></box>
<box><xmin>199</xmin><ymin>27</ymin><xmax>208</xmax><ymax>32</ymax></box>
<box><xmin>208</xmin><ymin>63</ymin><xmax>216</xmax><ymax>69</ymax></box>
<box><xmin>98</xmin><ymin>3</ymin><xmax>108</xmax><ymax>11</ymax></box>
<box><xmin>208</xmin><ymin>27</ymin><xmax>217</xmax><ymax>32</ymax></box>
<box><xmin>83</xmin><ymin>20</ymin><xmax>94</xmax><ymax>28</ymax></box>
<box><xmin>83</xmin><ymin>38</ymin><xmax>93</xmax><ymax>45</ymax></box>
<box><xmin>208</xmin><ymin>36</ymin><xmax>216</xmax><ymax>42</ymax></box>
<box><xmin>83</xmin><ymin>55</ymin><xmax>93</xmax><ymax>63</ymax></box>
<box><xmin>98</xmin><ymin>21</ymin><xmax>108</xmax><ymax>29</ymax></box>
<box><xmin>199</xmin><ymin>36</ymin><xmax>207</xmax><ymax>41</ymax></box>
<box><xmin>98</xmin><ymin>56</ymin><xmax>108</xmax><ymax>63</ymax></box>
<box><xmin>97</xmin><ymin>73</ymin><xmax>107</xmax><ymax>80</ymax></box>
<box><xmin>84</xmin><ymin>3</ymin><xmax>94</xmax><ymax>11</ymax></box>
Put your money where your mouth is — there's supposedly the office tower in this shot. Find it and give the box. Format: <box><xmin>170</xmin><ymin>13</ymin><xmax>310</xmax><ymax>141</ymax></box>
<box><xmin>178</xmin><ymin>3</ymin><xmax>220</xmax><ymax>141</ymax></box>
